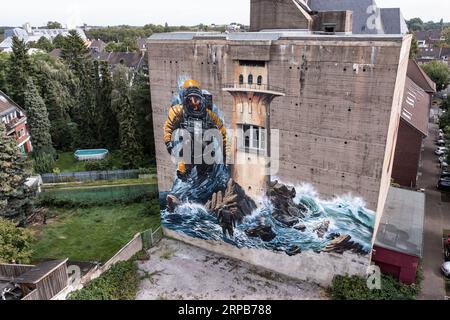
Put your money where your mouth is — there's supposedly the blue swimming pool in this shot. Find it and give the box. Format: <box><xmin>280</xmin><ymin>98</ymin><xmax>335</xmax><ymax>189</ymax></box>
<box><xmin>74</xmin><ymin>149</ymin><xmax>109</xmax><ymax>161</ymax></box>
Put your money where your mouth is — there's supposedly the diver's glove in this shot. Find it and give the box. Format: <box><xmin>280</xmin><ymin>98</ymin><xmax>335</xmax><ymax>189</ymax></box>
<box><xmin>166</xmin><ymin>141</ymin><xmax>175</xmax><ymax>155</ymax></box>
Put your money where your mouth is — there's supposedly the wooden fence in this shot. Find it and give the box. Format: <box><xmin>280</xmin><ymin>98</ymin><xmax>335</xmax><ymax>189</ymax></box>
<box><xmin>0</xmin><ymin>264</ymin><xmax>34</xmax><ymax>280</ymax></box>
<box><xmin>55</xmin><ymin>227</ymin><xmax>164</xmax><ymax>300</ymax></box>
<box><xmin>22</xmin><ymin>290</ymin><xmax>41</xmax><ymax>301</ymax></box>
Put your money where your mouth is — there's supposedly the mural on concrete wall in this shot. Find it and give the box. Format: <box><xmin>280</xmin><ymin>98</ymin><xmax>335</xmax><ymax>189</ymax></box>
<box><xmin>159</xmin><ymin>76</ymin><xmax>376</xmax><ymax>257</ymax></box>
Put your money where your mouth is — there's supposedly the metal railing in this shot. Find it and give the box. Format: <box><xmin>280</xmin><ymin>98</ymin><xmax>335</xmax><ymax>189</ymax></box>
<box><xmin>141</xmin><ymin>226</ymin><xmax>164</xmax><ymax>250</ymax></box>
<box><xmin>41</xmin><ymin>170</ymin><xmax>140</xmax><ymax>184</ymax></box>
<box><xmin>222</xmin><ymin>83</ymin><xmax>285</xmax><ymax>93</ymax></box>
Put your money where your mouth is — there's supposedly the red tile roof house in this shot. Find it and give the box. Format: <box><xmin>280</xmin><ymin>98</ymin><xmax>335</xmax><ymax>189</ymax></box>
<box><xmin>0</xmin><ymin>90</ymin><xmax>32</xmax><ymax>154</ymax></box>
<box><xmin>391</xmin><ymin>60</ymin><xmax>436</xmax><ymax>188</ymax></box>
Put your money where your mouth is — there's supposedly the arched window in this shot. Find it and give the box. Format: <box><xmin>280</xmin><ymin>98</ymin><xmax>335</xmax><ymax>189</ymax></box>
<box><xmin>248</xmin><ymin>74</ymin><xmax>253</xmax><ymax>85</ymax></box>
<box><xmin>257</xmin><ymin>76</ymin><xmax>263</xmax><ymax>86</ymax></box>
<box><xmin>239</xmin><ymin>74</ymin><xmax>244</xmax><ymax>85</ymax></box>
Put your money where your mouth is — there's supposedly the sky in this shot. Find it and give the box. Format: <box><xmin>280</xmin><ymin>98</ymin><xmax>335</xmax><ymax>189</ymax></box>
<box><xmin>0</xmin><ymin>0</ymin><xmax>449</xmax><ymax>28</ymax></box>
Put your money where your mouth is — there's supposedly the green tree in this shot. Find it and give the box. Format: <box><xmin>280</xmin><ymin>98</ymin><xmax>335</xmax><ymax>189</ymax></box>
<box><xmin>52</xmin><ymin>34</ymin><xmax>67</xmax><ymax>49</ymax></box>
<box><xmin>34</xmin><ymin>36</ymin><xmax>54</xmax><ymax>52</ymax></box>
<box><xmin>422</xmin><ymin>60</ymin><xmax>450</xmax><ymax>91</ymax></box>
<box><xmin>46</xmin><ymin>21</ymin><xmax>63</xmax><ymax>29</ymax></box>
<box><xmin>0</xmin><ymin>122</ymin><xmax>33</xmax><ymax>220</ymax></box>
<box><xmin>61</xmin><ymin>30</ymin><xmax>90</xmax><ymax>76</ymax></box>
<box><xmin>7</xmin><ymin>36</ymin><xmax>31</xmax><ymax>107</ymax></box>
<box><xmin>112</xmin><ymin>65</ymin><xmax>144</xmax><ymax>169</ymax></box>
<box><xmin>409</xmin><ymin>33</ymin><xmax>419</xmax><ymax>59</ymax></box>
<box><xmin>407</xmin><ymin>18</ymin><xmax>424</xmax><ymax>32</ymax></box>
<box><xmin>0</xmin><ymin>52</ymin><xmax>10</xmax><ymax>94</ymax></box>
<box><xmin>131</xmin><ymin>72</ymin><xmax>154</xmax><ymax>157</ymax></box>
<box><xmin>164</xmin><ymin>22</ymin><xmax>171</xmax><ymax>33</ymax></box>
<box><xmin>73</xmin><ymin>60</ymin><xmax>99</xmax><ymax>148</ymax></box>
<box><xmin>442</xmin><ymin>27</ymin><xmax>450</xmax><ymax>46</ymax></box>
<box><xmin>33</xmin><ymin>58</ymin><xmax>80</xmax><ymax>151</ymax></box>
<box><xmin>98</xmin><ymin>61</ymin><xmax>120</xmax><ymax>149</ymax></box>
<box><xmin>24</xmin><ymin>77</ymin><xmax>55</xmax><ymax>172</ymax></box>
<box><xmin>0</xmin><ymin>218</ymin><xmax>33</xmax><ymax>264</ymax></box>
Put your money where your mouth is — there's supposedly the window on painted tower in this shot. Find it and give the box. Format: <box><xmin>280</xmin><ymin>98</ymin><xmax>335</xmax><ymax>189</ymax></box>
<box><xmin>248</xmin><ymin>74</ymin><xmax>253</xmax><ymax>85</ymax></box>
<box><xmin>257</xmin><ymin>76</ymin><xmax>263</xmax><ymax>86</ymax></box>
<box><xmin>241</xmin><ymin>124</ymin><xmax>266</xmax><ymax>154</ymax></box>
<box><xmin>239</xmin><ymin>74</ymin><xmax>244</xmax><ymax>85</ymax></box>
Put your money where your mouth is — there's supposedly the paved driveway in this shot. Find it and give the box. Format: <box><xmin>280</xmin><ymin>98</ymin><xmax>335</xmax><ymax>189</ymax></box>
<box><xmin>417</xmin><ymin>114</ymin><xmax>450</xmax><ymax>300</ymax></box>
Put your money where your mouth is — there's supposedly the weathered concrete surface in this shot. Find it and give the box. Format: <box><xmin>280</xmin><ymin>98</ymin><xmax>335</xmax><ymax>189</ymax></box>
<box><xmin>147</xmin><ymin>32</ymin><xmax>411</xmax><ymax>284</ymax></box>
<box><xmin>162</xmin><ymin>229</ymin><xmax>369</xmax><ymax>287</ymax></box>
<box><xmin>136</xmin><ymin>239</ymin><xmax>325</xmax><ymax>300</ymax></box>
<box><xmin>250</xmin><ymin>0</ymin><xmax>313</xmax><ymax>32</ymax></box>
<box><xmin>148</xmin><ymin>35</ymin><xmax>411</xmax><ymax>217</ymax></box>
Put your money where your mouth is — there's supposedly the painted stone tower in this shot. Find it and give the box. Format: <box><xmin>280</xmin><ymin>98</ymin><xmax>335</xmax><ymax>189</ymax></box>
<box><xmin>223</xmin><ymin>60</ymin><xmax>284</xmax><ymax>200</ymax></box>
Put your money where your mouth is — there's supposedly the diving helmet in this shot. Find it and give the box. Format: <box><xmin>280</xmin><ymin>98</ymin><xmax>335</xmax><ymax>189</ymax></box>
<box><xmin>183</xmin><ymin>80</ymin><xmax>206</xmax><ymax>118</ymax></box>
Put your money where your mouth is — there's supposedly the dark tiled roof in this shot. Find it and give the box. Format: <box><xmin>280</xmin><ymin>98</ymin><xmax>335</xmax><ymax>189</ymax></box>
<box><xmin>49</xmin><ymin>48</ymin><xmax>62</xmax><ymax>58</ymax></box>
<box><xmin>401</xmin><ymin>76</ymin><xmax>430</xmax><ymax>137</ymax></box>
<box><xmin>91</xmin><ymin>52</ymin><xmax>146</xmax><ymax>69</ymax></box>
<box><xmin>89</xmin><ymin>39</ymin><xmax>107</xmax><ymax>52</ymax></box>
<box><xmin>415</xmin><ymin>29</ymin><xmax>443</xmax><ymax>41</ymax></box>
<box><xmin>137</xmin><ymin>38</ymin><xmax>147</xmax><ymax>50</ymax></box>
<box><xmin>380</xmin><ymin>8</ymin><xmax>408</xmax><ymax>35</ymax></box>
<box><xmin>0</xmin><ymin>90</ymin><xmax>24</xmax><ymax>116</ymax></box>
<box><xmin>407</xmin><ymin>59</ymin><xmax>436</xmax><ymax>93</ymax></box>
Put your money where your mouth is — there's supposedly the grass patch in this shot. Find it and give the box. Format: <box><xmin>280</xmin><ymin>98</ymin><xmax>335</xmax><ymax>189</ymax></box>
<box><xmin>38</xmin><ymin>184</ymin><xmax>158</xmax><ymax>207</ymax></box>
<box><xmin>68</xmin><ymin>259</ymin><xmax>140</xmax><ymax>300</ymax></box>
<box><xmin>329</xmin><ymin>273</ymin><xmax>422</xmax><ymax>300</ymax></box>
<box><xmin>30</xmin><ymin>201</ymin><xmax>161</xmax><ymax>263</ymax></box>
<box><xmin>53</xmin><ymin>151</ymin><xmax>124</xmax><ymax>173</ymax></box>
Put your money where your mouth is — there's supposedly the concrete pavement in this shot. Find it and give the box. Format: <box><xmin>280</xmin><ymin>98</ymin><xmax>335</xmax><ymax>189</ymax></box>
<box><xmin>417</xmin><ymin>114</ymin><xmax>449</xmax><ymax>300</ymax></box>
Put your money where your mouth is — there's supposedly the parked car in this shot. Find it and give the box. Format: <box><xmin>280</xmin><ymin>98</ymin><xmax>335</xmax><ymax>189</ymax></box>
<box><xmin>436</xmin><ymin>139</ymin><xmax>447</xmax><ymax>146</ymax></box>
<box><xmin>438</xmin><ymin>176</ymin><xmax>450</xmax><ymax>191</ymax></box>
<box><xmin>436</xmin><ymin>147</ymin><xmax>448</xmax><ymax>156</ymax></box>
<box><xmin>439</xmin><ymin>156</ymin><xmax>448</xmax><ymax>164</ymax></box>
<box><xmin>442</xmin><ymin>262</ymin><xmax>450</xmax><ymax>278</ymax></box>
<box><xmin>442</xmin><ymin>161</ymin><xmax>449</xmax><ymax>171</ymax></box>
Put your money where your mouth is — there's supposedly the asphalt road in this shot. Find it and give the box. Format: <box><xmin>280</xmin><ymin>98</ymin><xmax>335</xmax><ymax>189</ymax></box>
<box><xmin>417</xmin><ymin>113</ymin><xmax>449</xmax><ymax>300</ymax></box>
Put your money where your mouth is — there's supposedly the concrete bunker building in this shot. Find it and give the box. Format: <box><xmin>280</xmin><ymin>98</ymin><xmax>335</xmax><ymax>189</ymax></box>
<box><xmin>148</xmin><ymin>0</ymin><xmax>412</xmax><ymax>285</ymax></box>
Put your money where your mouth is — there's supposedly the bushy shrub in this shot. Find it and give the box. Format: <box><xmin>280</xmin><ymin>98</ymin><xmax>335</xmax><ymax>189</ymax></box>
<box><xmin>84</xmin><ymin>158</ymin><xmax>113</xmax><ymax>171</ymax></box>
<box><xmin>0</xmin><ymin>218</ymin><xmax>34</xmax><ymax>264</ymax></box>
<box><xmin>139</xmin><ymin>199</ymin><xmax>161</xmax><ymax>216</ymax></box>
<box><xmin>138</xmin><ymin>167</ymin><xmax>153</xmax><ymax>175</ymax></box>
<box><xmin>37</xmin><ymin>193</ymin><xmax>158</xmax><ymax>209</ymax></box>
<box><xmin>33</xmin><ymin>153</ymin><xmax>55</xmax><ymax>174</ymax></box>
<box><xmin>68</xmin><ymin>260</ymin><xmax>140</xmax><ymax>300</ymax></box>
<box><xmin>330</xmin><ymin>273</ymin><xmax>421</xmax><ymax>300</ymax></box>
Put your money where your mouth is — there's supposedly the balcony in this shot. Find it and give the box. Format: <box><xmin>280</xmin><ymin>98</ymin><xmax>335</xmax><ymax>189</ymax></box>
<box><xmin>222</xmin><ymin>83</ymin><xmax>285</xmax><ymax>96</ymax></box>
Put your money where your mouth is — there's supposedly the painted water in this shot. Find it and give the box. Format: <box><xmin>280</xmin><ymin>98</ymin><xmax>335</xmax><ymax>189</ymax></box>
<box><xmin>161</xmin><ymin>165</ymin><xmax>376</xmax><ymax>256</ymax></box>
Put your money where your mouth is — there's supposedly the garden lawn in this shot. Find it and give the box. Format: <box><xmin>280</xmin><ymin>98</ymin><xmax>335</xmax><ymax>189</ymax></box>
<box><xmin>30</xmin><ymin>202</ymin><xmax>161</xmax><ymax>263</ymax></box>
<box><xmin>53</xmin><ymin>151</ymin><xmax>124</xmax><ymax>173</ymax></box>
